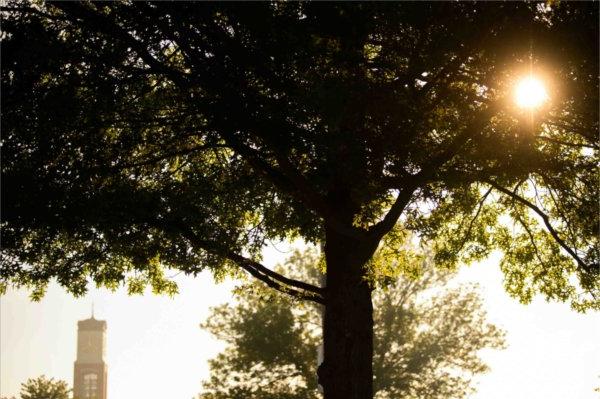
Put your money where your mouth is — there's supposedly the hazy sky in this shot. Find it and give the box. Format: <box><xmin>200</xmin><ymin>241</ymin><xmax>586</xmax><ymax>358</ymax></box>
<box><xmin>2</xmin><ymin>245</ymin><xmax>599</xmax><ymax>399</ymax></box>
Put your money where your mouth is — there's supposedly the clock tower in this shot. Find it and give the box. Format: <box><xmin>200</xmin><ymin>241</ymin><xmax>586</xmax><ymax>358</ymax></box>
<box><xmin>73</xmin><ymin>312</ymin><xmax>107</xmax><ymax>399</ymax></box>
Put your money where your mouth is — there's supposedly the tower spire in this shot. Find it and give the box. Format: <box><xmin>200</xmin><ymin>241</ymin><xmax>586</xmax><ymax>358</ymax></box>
<box><xmin>91</xmin><ymin>302</ymin><xmax>95</xmax><ymax>319</ymax></box>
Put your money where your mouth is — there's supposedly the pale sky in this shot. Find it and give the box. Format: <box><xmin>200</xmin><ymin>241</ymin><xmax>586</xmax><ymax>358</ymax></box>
<box><xmin>1</xmin><ymin>245</ymin><xmax>599</xmax><ymax>399</ymax></box>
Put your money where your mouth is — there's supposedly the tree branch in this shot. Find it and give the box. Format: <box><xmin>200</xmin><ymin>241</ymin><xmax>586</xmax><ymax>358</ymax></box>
<box><xmin>371</xmin><ymin>107</ymin><xmax>494</xmax><ymax>241</ymax></box>
<box><xmin>368</xmin><ymin>186</ymin><xmax>416</xmax><ymax>242</ymax></box>
<box><xmin>0</xmin><ymin>6</ymin><xmax>68</xmax><ymax>21</ymax></box>
<box><xmin>226</xmin><ymin>252</ymin><xmax>325</xmax><ymax>304</ymax></box>
<box><xmin>535</xmin><ymin>134</ymin><xmax>598</xmax><ymax>150</ymax></box>
<box><xmin>543</xmin><ymin>120</ymin><xmax>598</xmax><ymax>146</ymax></box>
<box><xmin>537</xmin><ymin>174</ymin><xmax>581</xmax><ymax>253</ymax></box>
<box><xmin>455</xmin><ymin>187</ymin><xmax>492</xmax><ymax>254</ymax></box>
<box><xmin>52</xmin><ymin>3</ymin><xmax>190</xmax><ymax>87</ymax></box>
<box><xmin>161</xmin><ymin>221</ymin><xmax>325</xmax><ymax>304</ymax></box>
<box><xmin>484</xmin><ymin>179</ymin><xmax>591</xmax><ymax>273</ymax></box>
<box><xmin>110</xmin><ymin>143</ymin><xmax>229</xmax><ymax>171</ymax></box>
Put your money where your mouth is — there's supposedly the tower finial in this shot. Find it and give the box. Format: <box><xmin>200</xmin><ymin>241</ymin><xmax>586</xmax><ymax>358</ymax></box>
<box><xmin>91</xmin><ymin>302</ymin><xmax>95</xmax><ymax>319</ymax></box>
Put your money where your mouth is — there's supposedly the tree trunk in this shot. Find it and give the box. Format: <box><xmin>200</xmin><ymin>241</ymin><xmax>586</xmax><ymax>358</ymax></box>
<box><xmin>318</xmin><ymin>227</ymin><xmax>376</xmax><ymax>399</ymax></box>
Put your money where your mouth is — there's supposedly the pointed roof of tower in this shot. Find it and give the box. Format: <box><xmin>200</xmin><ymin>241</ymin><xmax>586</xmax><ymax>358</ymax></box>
<box><xmin>78</xmin><ymin>305</ymin><xmax>106</xmax><ymax>331</ymax></box>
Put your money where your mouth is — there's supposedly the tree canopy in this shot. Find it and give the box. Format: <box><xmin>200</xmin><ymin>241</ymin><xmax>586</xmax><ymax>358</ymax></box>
<box><xmin>200</xmin><ymin>249</ymin><xmax>505</xmax><ymax>399</ymax></box>
<box><xmin>2</xmin><ymin>1</ymin><xmax>597</xmax><ymax>307</ymax></box>
<box><xmin>1</xmin><ymin>2</ymin><xmax>598</xmax><ymax>397</ymax></box>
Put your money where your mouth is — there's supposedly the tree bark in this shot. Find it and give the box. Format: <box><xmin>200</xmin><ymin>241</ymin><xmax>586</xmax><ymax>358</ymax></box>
<box><xmin>318</xmin><ymin>227</ymin><xmax>376</xmax><ymax>399</ymax></box>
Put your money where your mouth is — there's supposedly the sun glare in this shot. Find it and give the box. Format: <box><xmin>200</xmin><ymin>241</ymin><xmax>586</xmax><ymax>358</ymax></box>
<box><xmin>515</xmin><ymin>76</ymin><xmax>548</xmax><ymax>108</ymax></box>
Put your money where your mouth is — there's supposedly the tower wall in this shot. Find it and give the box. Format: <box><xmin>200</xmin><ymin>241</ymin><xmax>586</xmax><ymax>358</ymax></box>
<box><xmin>73</xmin><ymin>362</ymin><xmax>108</xmax><ymax>399</ymax></box>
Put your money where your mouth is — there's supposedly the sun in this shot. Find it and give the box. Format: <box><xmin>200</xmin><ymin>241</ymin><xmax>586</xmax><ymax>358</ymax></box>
<box><xmin>515</xmin><ymin>76</ymin><xmax>548</xmax><ymax>108</ymax></box>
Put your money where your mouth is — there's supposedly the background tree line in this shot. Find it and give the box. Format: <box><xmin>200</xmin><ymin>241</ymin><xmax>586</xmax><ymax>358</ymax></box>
<box><xmin>199</xmin><ymin>248</ymin><xmax>505</xmax><ymax>399</ymax></box>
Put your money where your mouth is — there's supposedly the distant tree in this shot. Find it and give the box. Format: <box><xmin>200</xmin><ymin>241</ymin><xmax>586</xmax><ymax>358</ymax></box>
<box><xmin>200</xmin><ymin>249</ymin><xmax>505</xmax><ymax>399</ymax></box>
<box><xmin>13</xmin><ymin>376</ymin><xmax>71</xmax><ymax>399</ymax></box>
<box><xmin>2</xmin><ymin>3</ymin><xmax>597</xmax><ymax>398</ymax></box>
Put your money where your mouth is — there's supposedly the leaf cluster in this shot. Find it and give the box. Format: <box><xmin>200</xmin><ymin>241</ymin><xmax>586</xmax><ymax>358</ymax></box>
<box><xmin>2</xmin><ymin>376</ymin><xmax>71</xmax><ymax>399</ymax></box>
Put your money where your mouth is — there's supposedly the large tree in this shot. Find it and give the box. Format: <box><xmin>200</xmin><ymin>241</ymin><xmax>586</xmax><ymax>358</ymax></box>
<box><xmin>1</xmin><ymin>3</ymin><xmax>598</xmax><ymax>398</ymax></box>
<box><xmin>199</xmin><ymin>249</ymin><xmax>505</xmax><ymax>399</ymax></box>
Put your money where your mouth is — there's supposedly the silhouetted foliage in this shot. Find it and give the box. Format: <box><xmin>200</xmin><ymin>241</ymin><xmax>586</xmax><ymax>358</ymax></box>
<box><xmin>5</xmin><ymin>376</ymin><xmax>71</xmax><ymax>399</ymax></box>
<box><xmin>200</xmin><ymin>249</ymin><xmax>505</xmax><ymax>399</ymax></box>
<box><xmin>1</xmin><ymin>3</ymin><xmax>597</xmax><ymax>398</ymax></box>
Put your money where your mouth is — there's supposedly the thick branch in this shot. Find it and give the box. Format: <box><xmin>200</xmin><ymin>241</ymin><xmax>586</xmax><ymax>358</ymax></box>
<box><xmin>164</xmin><ymin>221</ymin><xmax>325</xmax><ymax>304</ymax></box>
<box><xmin>368</xmin><ymin>187</ymin><xmax>416</xmax><ymax>242</ymax></box>
<box><xmin>226</xmin><ymin>252</ymin><xmax>325</xmax><ymax>304</ymax></box>
<box><xmin>372</xmin><ymin>107</ymin><xmax>494</xmax><ymax>240</ymax></box>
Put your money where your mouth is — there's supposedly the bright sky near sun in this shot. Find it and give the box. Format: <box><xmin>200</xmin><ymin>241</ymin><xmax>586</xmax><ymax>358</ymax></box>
<box><xmin>515</xmin><ymin>76</ymin><xmax>549</xmax><ymax>108</ymax></box>
<box><xmin>2</xmin><ymin>245</ymin><xmax>599</xmax><ymax>399</ymax></box>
